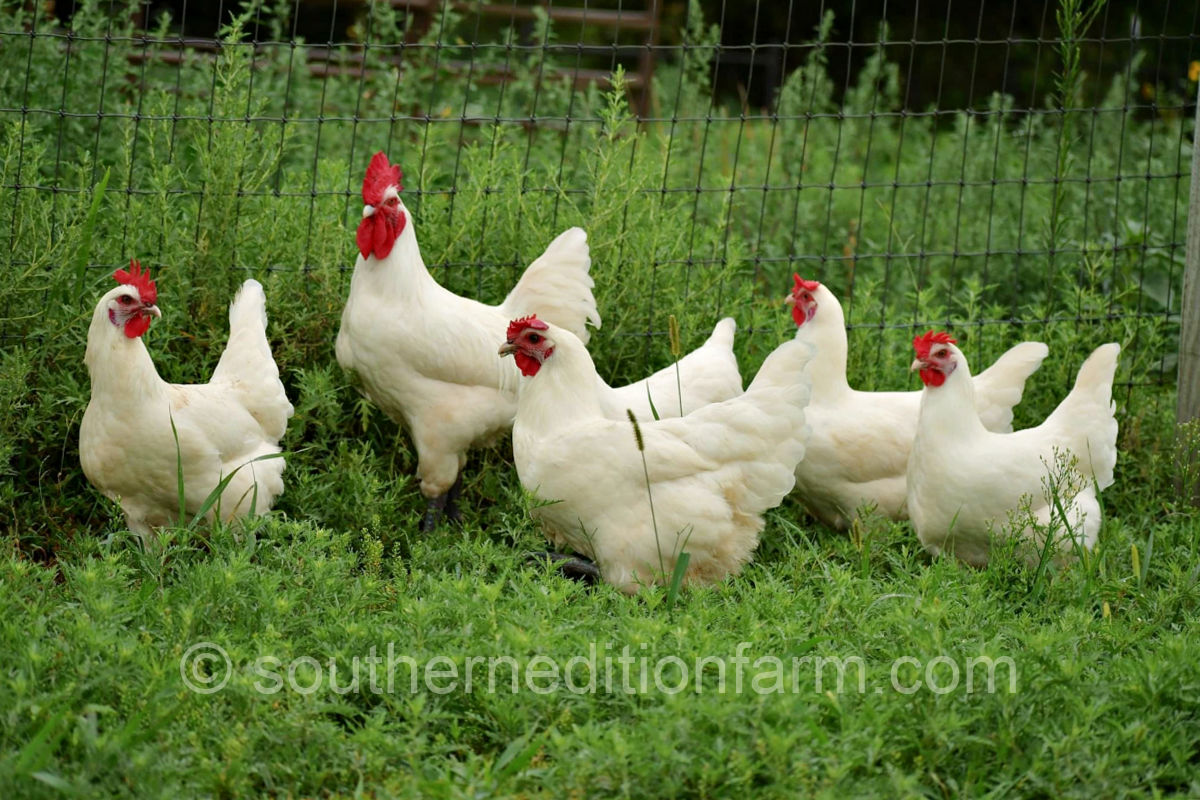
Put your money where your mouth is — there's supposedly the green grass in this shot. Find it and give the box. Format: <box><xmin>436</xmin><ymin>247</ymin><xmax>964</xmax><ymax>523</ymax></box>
<box><xmin>1</xmin><ymin>0</ymin><xmax>1198</xmax><ymax>795</ymax></box>
<box><xmin>2</xmin><ymin>496</ymin><xmax>1199</xmax><ymax>796</ymax></box>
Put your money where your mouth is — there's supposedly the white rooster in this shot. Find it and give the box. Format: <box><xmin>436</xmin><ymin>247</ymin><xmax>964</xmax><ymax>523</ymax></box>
<box><xmin>336</xmin><ymin>151</ymin><xmax>742</xmax><ymax>529</ymax></box>
<box><xmin>336</xmin><ymin>152</ymin><xmax>602</xmax><ymax>530</ymax></box>
<box><xmin>907</xmin><ymin>331</ymin><xmax>1120</xmax><ymax>565</ymax></box>
<box><xmin>502</xmin><ymin>315</ymin><xmax>813</xmax><ymax>594</ymax></box>
<box><xmin>785</xmin><ymin>275</ymin><xmax>1050</xmax><ymax>529</ymax></box>
<box><xmin>80</xmin><ymin>261</ymin><xmax>293</xmax><ymax>538</ymax></box>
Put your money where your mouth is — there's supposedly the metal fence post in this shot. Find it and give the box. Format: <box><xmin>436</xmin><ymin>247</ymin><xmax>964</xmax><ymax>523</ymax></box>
<box><xmin>1178</xmin><ymin>81</ymin><xmax>1200</xmax><ymax>502</ymax></box>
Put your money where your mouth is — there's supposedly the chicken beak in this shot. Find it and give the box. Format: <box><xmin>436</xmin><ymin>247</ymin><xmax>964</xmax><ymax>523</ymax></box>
<box><xmin>144</xmin><ymin>304</ymin><xmax>162</xmax><ymax>319</ymax></box>
<box><xmin>498</xmin><ymin>342</ymin><xmax>517</xmax><ymax>357</ymax></box>
<box><xmin>910</xmin><ymin>358</ymin><xmax>925</xmax><ymax>372</ymax></box>
<box><xmin>362</xmin><ymin>204</ymin><xmax>376</xmax><ymax>219</ymax></box>
<box><xmin>784</xmin><ymin>294</ymin><xmax>796</xmax><ymax>307</ymax></box>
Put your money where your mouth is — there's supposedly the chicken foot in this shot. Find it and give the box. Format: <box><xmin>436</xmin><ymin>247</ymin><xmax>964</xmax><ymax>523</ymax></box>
<box><xmin>526</xmin><ymin>551</ymin><xmax>602</xmax><ymax>585</ymax></box>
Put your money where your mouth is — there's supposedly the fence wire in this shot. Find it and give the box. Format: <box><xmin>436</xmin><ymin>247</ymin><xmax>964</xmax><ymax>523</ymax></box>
<box><xmin>0</xmin><ymin>0</ymin><xmax>1195</xmax><ymax>410</ymax></box>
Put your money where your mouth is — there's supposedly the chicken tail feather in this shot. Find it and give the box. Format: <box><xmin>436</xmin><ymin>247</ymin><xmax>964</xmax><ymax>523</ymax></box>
<box><xmin>705</xmin><ymin>317</ymin><xmax>737</xmax><ymax>351</ymax></box>
<box><xmin>501</xmin><ymin>227</ymin><xmax>601</xmax><ymax>344</ymax></box>
<box><xmin>747</xmin><ymin>338</ymin><xmax>815</xmax><ymax>393</ymax></box>
<box><xmin>973</xmin><ymin>340</ymin><xmax>1050</xmax><ymax>431</ymax></box>
<box><xmin>1046</xmin><ymin>342</ymin><xmax>1121</xmax><ymax>489</ymax></box>
<box><xmin>211</xmin><ymin>279</ymin><xmax>294</xmax><ymax>439</ymax></box>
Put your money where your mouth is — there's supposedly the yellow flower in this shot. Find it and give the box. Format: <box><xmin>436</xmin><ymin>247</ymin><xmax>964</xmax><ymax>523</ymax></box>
<box><xmin>1189</xmin><ymin>60</ymin><xmax>1200</xmax><ymax>83</ymax></box>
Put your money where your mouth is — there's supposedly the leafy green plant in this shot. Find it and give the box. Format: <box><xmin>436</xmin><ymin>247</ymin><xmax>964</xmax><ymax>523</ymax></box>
<box><xmin>0</xmin><ymin>4</ymin><xmax>1195</xmax><ymax>793</ymax></box>
<box><xmin>1176</xmin><ymin>420</ymin><xmax>1200</xmax><ymax>508</ymax></box>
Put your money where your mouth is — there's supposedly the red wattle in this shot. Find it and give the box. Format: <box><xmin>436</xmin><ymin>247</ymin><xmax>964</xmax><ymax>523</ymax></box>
<box><xmin>514</xmin><ymin>352</ymin><xmax>542</xmax><ymax>377</ymax></box>
<box><xmin>124</xmin><ymin>314</ymin><xmax>152</xmax><ymax>339</ymax></box>
<box><xmin>356</xmin><ymin>218</ymin><xmax>374</xmax><ymax>259</ymax></box>
<box><xmin>356</xmin><ymin>211</ymin><xmax>407</xmax><ymax>260</ymax></box>
<box><xmin>919</xmin><ymin>367</ymin><xmax>946</xmax><ymax>387</ymax></box>
<box><xmin>791</xmin><ymin>302</ymin><xmax>816</xmax><ymax>327</ymax></box>
<box><xmin>373</xmin><ymin>216</ymin><xmax>392</xmax><ymax>259</ymax></box>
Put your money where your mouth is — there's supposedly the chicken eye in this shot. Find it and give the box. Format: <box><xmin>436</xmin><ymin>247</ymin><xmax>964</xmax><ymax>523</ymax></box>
<box><xmin>527</xmin><ymin>333</ymin><xmax>542</xmax><ymax>344</ymax></box>
<box><xmin>118</xmin><ymin>295</ymin><xmax>134</xmax><ymax>305</ymax></box>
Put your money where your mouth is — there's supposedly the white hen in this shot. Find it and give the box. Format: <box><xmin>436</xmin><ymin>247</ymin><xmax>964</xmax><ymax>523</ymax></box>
<box><xmin>80</xmin><ymin>262</ymin><xmax>293</xmax><ymax>538</ymax></box>
<box><xmin>785</xmin><ymin>275</ymin><xmax>1050</xmax><ymax>530</ymax></box>
<box><xmin>335</xmin><ymin>152</ymin><xmax>602</xmax><ymax>529</ymax></box>
<box><xmin>906</xmin><ymin>331</ymin><xmax>1119</xmax><ymax>565</ymax></box>
<box><xmin>503</xmin><ymin>315</ymin><xmax>812</xmax><ymax>594</ymax></box>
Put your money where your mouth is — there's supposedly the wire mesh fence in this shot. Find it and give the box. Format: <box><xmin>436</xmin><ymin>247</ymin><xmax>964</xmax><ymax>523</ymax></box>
<box><xmin>0</xmin><ymin>0</ymin><xmax>1195</xmax><ymax>412</ymax></box>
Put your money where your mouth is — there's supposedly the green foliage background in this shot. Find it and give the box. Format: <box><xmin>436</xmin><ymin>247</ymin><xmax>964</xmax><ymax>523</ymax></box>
<box><xmin>0</xmin><ymin>1</ymin><xmax>1197</xmax><ymax>795</ymax></box>
<box><xmin>0</xmin><ymin>0</ymin><xmax>1190</xmax><ymax>550</ymax></box>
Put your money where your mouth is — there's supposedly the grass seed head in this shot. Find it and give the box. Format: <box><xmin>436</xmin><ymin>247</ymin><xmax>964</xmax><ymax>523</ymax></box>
<box><xmin>627</xmin><ymin>409</ymin><xmax>645</xmax><ymax>452</ymax></box>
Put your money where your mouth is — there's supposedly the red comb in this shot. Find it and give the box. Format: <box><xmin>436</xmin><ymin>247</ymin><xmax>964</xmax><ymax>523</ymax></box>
<box><xmin>913</xmin><ymin>330</ymin><xmax>956</xmax><ymax>358</ymax></box>
<box><xmin>507</xmin><ymin>315</ymin><xmax>548</xmax><ymax>342</ymax></box>
<box><xmin>362</xmin><ymin>151</ymin><xmax>403</xmax><ymax>206</ymax></box>
<box><xmin>113</xmin><ymin>259</ymin><xmax>157</xmax><ymax>305</ymax></box>
<box><xmin>792</xmin><ymin>274</ymin><xmax>821</xmax><ymax>293</ymax></box>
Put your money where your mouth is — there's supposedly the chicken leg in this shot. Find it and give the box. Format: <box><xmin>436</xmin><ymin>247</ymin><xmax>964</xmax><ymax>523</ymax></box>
<box><xmin>421</xmin><ymin>474</ymin><xmax>464</xmax><ymax>532</ymax></box>
<box><xmin>527</xmin><ymin>551</ymin><xmax>602</xmax><ymax>585</ymax></box>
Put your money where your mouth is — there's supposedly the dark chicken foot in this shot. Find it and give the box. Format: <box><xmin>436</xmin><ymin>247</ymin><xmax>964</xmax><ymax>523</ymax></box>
<box><xmin>442</xmin><ymin>475</ymin><xmax>464</xmax><ymax>524</ymax></box>
<box><xmin>421</xmin><ymin>495</ymin><xmax>447</xmax><ymax>532</ymax></box>
<box><xmin>421</xmin><ymin>475</ymin><xmax>465</xmax><ymax>531</ymax></box>
<box><xmin>527</xmin><ymin>551</ymin><xmax>602</xmax><ymax>585</ymax></box>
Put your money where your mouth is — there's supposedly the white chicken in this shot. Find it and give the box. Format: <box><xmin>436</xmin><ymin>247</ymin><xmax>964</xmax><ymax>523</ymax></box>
<box><xmin>336</xmin><ymin>151</ymin><xmax>742</xmax><ymax>529</ymax></box>
<box><xmin>336</xmin><ymin>152</ymin><xmax>602</xmax><ymax>529</ymax></box>
<box><xmin>906</xmin><ymin>331</ymin><xmax>1120</xmax><ymax>565</ymax></box>
<box><xmin>80</xmin><ymin>261</ymin><xmax>293</xmax><ymax>538</ymax></box>
<box><xmin>533</xmin><ymin>317</ymin><xmax>741</xmax><ymax>556</ymax></box>
<box><xmin>502</xmin><ymin>315</ymin><xmax>813</xmax><ymax>595</ymax></box>
<box><xmin>785</xmin><ymin>275</ymin><xmax>1050</xmax><ymax>530</ymax></box>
